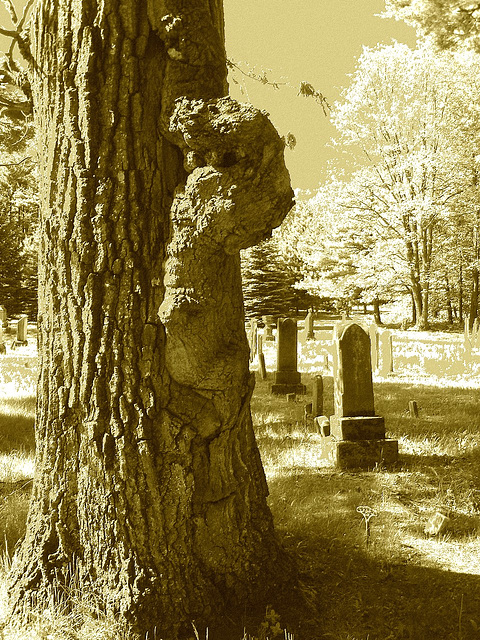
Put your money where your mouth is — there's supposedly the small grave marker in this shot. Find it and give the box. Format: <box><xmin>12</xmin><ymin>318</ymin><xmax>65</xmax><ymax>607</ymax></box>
<box><xmin>408</xmin><ymin>400</ymin><xmax>419</xmax><ymax>418</ymax></box>
<box><xmin>12</xmin><ymin>315</ymin><xmax>28</xmax><ymax>349</ymax></box>
<box><xmin>258</xmin><ymin>352</ymin><xmax>267</xmax><ymax>380</ymax></box>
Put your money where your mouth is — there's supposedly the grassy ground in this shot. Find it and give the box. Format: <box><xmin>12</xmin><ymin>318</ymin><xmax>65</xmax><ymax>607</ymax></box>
<box><xmin>252</xmin><ymin>372</ymin><xmax>480</xmax><ymax>640</ymax></box>
<box><xmin>1</xmin><ymin>337</ymin><xmax>480</xmax><ymax>638</ymax></box>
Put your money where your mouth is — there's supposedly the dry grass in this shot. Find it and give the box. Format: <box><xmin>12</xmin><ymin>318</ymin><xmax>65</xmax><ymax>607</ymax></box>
<box><xmin>2</xmin><ymin>331</ymin><xmax>480</xmax><ymax>637</ymax></box>
<box><xmin>252</xmin><ymin>370</ymin><xmax>480</xmax><ymax>639</ymax></box>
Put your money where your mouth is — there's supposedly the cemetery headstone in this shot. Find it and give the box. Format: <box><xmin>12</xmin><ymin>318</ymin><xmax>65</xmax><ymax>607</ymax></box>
<box><xmin>424</xmin><ymin>511</ymin><xmax>449</xmax><ymax>536</ymax></box>
<box><xmin>258</xmin><ymin>352</ymin><xmax>267</xmax><ymax>380</ymax></box>
<box><xmin>408</xmin><ymin>400</ymin><xmax>419</xmax><ymax>418</ymax></box>
<box><xmin>0</xmin><ymin>305</ymin><xmax>7</xmax><ymax>329</ymax></box>
<box><xmin>314</xmin><ymin>415</ymin><xmax>330</xmax><ymax>437</ymax></box>
<box><xmin>300</xmin><ymin>309</ymin><xmax>315</xmax><ymax>342</ymax></box>
<box><xmin>319</xmin><ymin>322</ymin><xmax>398</xmax><ymax>469</ymax></box>
<box><xmin>257</xmin><ymin>334</ymin><xmax>263</xmax><ymax>355</ymax></box>
<box><xmin>369</xmin><ymin>324</ymin><xmax>378</xmax><ymax>372</ymax></box>
<box><xmin>263</xmin><ymin>315</ymin><xmax>275</xmax><ymax>341</ymax></box>
<box><xmin>12</xmin><ymin>314</ymin><xmax>28</xmax><ymax>349</ymax></box>
<box><xmin>312</xmin><ymin>375</ymin><xmax>323</xmax><ymax>417</ymax></box>
<box><xmin>247</xmin><ymin>319</ymin><xmax>258</xmax><ymax>362</ymax></box>
<box><xmin>271</xmin><ymin>318</ymin><xmax>306</xmax><ymax>395</ymax></box>
<box><xmin>378</xmin><ymin>329</ymin><xmax>393</xmax><ymax>376</ymax></box>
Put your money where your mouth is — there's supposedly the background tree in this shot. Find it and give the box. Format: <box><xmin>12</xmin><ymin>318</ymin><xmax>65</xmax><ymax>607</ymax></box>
<box><xmin>384</xmin><ymin>0</ymin><xmax>480</xmax><ymax>51</ymax></box>
<box><xmin>4</xmin><ymin>1</ymin><xmax>294</xmax><ymax>637</ymax></box>
<box><xmin>331</xmin><ymin>42</ymin><xmax>480</xmax><ymax>328</ymax></box>
<box><xmin>278</xmin><ymin>180</ymin><xmax>402</xmax><ymax>320</ymax></box>
<box><xmin>0</xmin><ymin>54</ymin><xmax>38</xmax><ymax>317</ymax></box>
<box><xmin>241</xmin><ymin>237</ymin><xmax>317</xmax><ymax>319</ymax></box>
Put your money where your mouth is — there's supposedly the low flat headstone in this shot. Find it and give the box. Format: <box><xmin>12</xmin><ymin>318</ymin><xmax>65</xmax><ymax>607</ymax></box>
<box><xmin>424</xmin><ymin>512</ymin><xmax>449</xmax><ymax>536</ymax></box>
<box><xmin>408</xmin><ymin>400</ymin><xmax>419</xmax><ymax>418</ymax></box>
<box><xmin>314</xmin><ymin>415</ymin><xmax>330</xmax><ymax>437</ymax></box>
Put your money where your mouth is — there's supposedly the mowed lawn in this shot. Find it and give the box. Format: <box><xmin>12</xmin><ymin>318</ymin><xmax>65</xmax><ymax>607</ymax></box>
<box><xmin>0</xmin><ymin>329</ymin><xmax>480</xmax><ymax>638</ymax></box>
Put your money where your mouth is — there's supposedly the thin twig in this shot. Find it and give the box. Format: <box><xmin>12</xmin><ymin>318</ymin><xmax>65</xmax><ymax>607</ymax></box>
<box><xmin>0</xmin><ymin>155</ymin><xmax>32</xmax><ymax>167</ymax></box>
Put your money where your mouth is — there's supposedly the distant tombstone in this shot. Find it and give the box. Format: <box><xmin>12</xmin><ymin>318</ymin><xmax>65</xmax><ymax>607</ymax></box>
<box><xmin>369</xmin><ymin>324</ymin><xmax>378</xmax><ymax>372</ymax></box>
<box><xmin>378</xmin><ymin>330</ymin><xmax>393</xmax><ymax>376</ymax></box>
<box><xmin>271</xmin><ymin>318</ymin><xmax>306</xmax><ymax>395</ymax></box>
<box><xmin>408</xmin><ymin>400</ymin><xmax>419</xmax><ymax>418</ymax></box>
<box><xmin>12</xmin><ymin>314</ymin><xmax>28</xmax><ymax>349</ymax></box>
<box><xmin>312</xmin><ymin>375</ymin><xmax>323</xmax><ymax>417</ymax></box>
<box><xmin>321</xmin><ymin>322</ymin><xmax>398</xmax><ymax>469</ymax></box>
<box><xmin>257</xmin><ymin>334</ymin><xmax>263</xmax><ymax>355</ymax></box>
<box><xmin>263</xmin><ymin>315</ymin><xmax>275</xmax><ymax>341</ymax></box>
<box><xmin>0</xmin><ymin>305</ymin><xmax>7</xmax><ymax>329</ymax></box>
<box><xmin>258</xmin><ymin>352</ymin><xmax>267</xmax><ymax>380</ymax></box>
<box><xmin>247</xmin><ymin>319</ymin><xmax>258</xmax><ymax>362</ymax></box>
<box><xmin>300</xmin><ymin>309</ymin><xmax>315</xmax><ymax>342</ymax></box>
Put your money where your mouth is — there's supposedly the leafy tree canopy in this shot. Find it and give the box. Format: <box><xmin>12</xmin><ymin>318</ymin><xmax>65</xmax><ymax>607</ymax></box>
<box><xmin>384</xmin><ymin>0</ymin><xmax>480</xmax><ymax>50</ymax></box>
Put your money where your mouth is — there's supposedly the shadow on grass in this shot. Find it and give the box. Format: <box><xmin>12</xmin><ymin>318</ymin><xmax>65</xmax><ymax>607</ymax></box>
<box><xmin>267</xmin><ymin>469</ymin><xmax>480</xmax><ymax>640</ymax></box>
<box><xmin>0</xmin><ymin>396</ymin><xmax>35</xmax><ymax>454</ymax></box>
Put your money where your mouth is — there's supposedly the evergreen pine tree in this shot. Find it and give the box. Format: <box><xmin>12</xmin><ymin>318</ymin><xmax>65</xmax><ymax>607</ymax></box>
<box><xmin>241</xmin><ymin>238</ymin><xmax>312</xmax><ymax>319</ymax></box>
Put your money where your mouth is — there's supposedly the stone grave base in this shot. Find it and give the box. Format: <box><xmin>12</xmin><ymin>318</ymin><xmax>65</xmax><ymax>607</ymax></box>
<box><xmin>330</xmin><ymin>415</ymin><xmax>385</xmax><ymax>441</ymax></box>
<box><xmin>11</xmin><ymin>340</ymin><xmax>28</xmax><ymax>349</ymax></box>
<box><xmin>318</xmin><ymin>436</ymin><xmax>398</xmax><ymax>470</ymax></box>
<box><xmin>271</xmin><ymin>369</ymin><xmax>306</xmax><ymax>395</ymax></box>
<box><xmin>271</xmin><ymin>383</ymin><xmax>307</xmax><ymax>395</ymax></box>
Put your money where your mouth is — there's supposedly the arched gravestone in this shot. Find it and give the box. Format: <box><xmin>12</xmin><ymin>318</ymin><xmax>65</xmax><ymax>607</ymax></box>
<box><xmin>334</xmin><ymin>323</ymin><xmax>375</xmax><ymax>418</ymax></box>
<box><xmin>271</xmin><ymin>318</ymin><xmax>306</xmax><ymax>395</ymax></box>
<box><xmin>321</xmin><ymin>322</ymin><xmax>398</xmax><ymax>469</ymax></box>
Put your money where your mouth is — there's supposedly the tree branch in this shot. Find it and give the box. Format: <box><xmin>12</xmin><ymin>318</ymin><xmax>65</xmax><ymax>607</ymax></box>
<box><xmin>0</xmin><ymin>156</ymin><xmax>32</xmax><ymax>167</ymax></box>
<box><xmin>1</xmin><ymin>0</ymin><xmax>18</xmax><ymax>25</ymax></box>
<box><xmin>0</xmin><ymin>27</ymin><xmax>20</xmax><ymax>38</ymax></box>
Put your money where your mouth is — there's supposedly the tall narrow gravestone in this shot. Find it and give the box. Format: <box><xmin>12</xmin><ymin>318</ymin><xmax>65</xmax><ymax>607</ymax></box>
<box><xmin>300</xmin><ymin>309</ymin><xmax>315</xmax><ymax>343</ymax></box>
<box><xmin>271</xmin><ymin>318</ymin><xmax>306</xmax><ymax>395</ymax></box>
<box><xmin>320</xmin><ymin>323</ymin><xmax>398</xmax><ymax>469</ymax></box>
<box><xmin>0</xmin><ymin>305</ymin><xmax>7</xmax><ymax>329</ymax></box>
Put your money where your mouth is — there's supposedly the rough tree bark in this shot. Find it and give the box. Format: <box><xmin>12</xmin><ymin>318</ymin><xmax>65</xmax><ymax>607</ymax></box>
<box><xmin>8</xmin><ymin>1</ymin><xmax>294</xmax><ymax>637</ymax></box>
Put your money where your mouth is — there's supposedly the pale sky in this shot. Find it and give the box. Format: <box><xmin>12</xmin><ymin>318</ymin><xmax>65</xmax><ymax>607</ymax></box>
<box><xmin>224</xmin><ymin>0</ymin><xmax>416</xmax><ymax>191</ymax></box>
<box><xmin>0</xmin><ymin>1</ymin><xmax>416</xmax><ymax>191</ymax></box>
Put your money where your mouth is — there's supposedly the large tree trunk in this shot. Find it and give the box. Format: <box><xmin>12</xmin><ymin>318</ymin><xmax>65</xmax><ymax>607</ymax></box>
<box><xmin>8</xmin><ymin>1</ymin><xmax>294</xmax><ymax>637</ymax></box>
